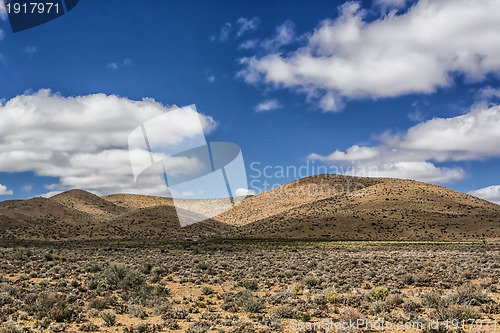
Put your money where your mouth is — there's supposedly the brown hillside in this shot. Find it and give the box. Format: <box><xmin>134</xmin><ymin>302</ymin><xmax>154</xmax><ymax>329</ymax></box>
<box><xmin>224</xmin><ymin>175</ymin><xmax>500</xmax><ymax>241</ymax></box>
<box><xmin>0</xmin><ymin>197</ymin><xmax>95</xmax><ymax>240</ymax></box>
<box><xmin>0</xmin><ymin>175</ymin><xmax>499</xmax><ymax>241</ymax></box>
<box><xmin>103</xmin><ymin>193</ymin><xmax>174</xmax><ymax>210</ymax></box>
<box><xmin>51</xmin><ymin>189</ymin><xmax>126</xmax><ymax>219</ymax></box>
<box><xmin>215</xmin><ymin>175</ymin><xmax>383</xmax><ymax>226</ymax></box>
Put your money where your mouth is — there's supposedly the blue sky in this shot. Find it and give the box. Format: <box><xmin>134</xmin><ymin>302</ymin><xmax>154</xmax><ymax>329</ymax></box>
<box><xmin>1</xmin><ymin>0</ymin><xmax>500</xmax><ymax>203</ymax></box>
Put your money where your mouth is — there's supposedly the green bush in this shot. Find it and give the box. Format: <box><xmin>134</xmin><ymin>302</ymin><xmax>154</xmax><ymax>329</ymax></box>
<box><xmin>324</xmin><ymin>288</ymin><xmax>339</xmax><ymax>304</ymax></box>
<box><xmin>371</xmin><ymin>286</ymin><xmax>389</xmax><ymax>301</ymax></box>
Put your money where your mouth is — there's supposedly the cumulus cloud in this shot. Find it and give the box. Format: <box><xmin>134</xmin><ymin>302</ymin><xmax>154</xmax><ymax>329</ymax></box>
<box><xmin>254</xmin><ymin>99</ymin><xmax>282</xmax><ymax>112</ymax></box>
<box><xmin>0</xmin><ymin>184</ymin><xmax>13</xmax><ymax>196</ymax></box>
<box><xmin>235</xmin><ymin>188</ymin><xmax>256</xmax><ymax>196</ymax></box>
<box><xmin>236</xmin><ymin>17</ymin><xmax>260</xmax><ymax>37</ymax></box>
<box><xmin>239</xmin><ymin>0</ymin><xmax>500</xmax><ymax>111</ymax></box>
<box><xmin>0</xmin><ymin>90</ymin><xmax>216</xmax><ymax>196</ymax></box>
<box><xmin>468</xmin><ymin>185</ymin><xmax>500</xmax><ymax>205</ymax></box>
<box><xmin>309</xmin><ymin>102</ymin><xmax>500</xmax><ymax>183</ymax></box>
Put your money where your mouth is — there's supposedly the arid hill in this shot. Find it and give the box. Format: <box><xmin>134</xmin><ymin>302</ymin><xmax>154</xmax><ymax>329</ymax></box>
<box><xmin>0</xmin><ymin>175</ymin><xmax>499</xmax><ymax>241</ymax></box>
<box><xmin>0</xmin><ymin>190</ymin><xmax>234</xmax><ymax>241</ymax></box>
<box><xmin>219</xmin><ymin>175</ymin><xmax>500</xmax><ymax>241</ymax></box>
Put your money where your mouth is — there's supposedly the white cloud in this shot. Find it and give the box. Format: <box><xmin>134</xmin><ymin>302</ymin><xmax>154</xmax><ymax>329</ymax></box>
<box><xmin>374</xmin><ymin>0</ymin><xmax>408</xmax><ymax>10</ymax></box>
<box><xmin>24</xmin><ymin>46</ymin><xmax>37</xmax><ymax>56</ymax></box>
<box><xmin>260</xmin><ymin>20</ymin><xmax>296</xmax><ymax>51</ymax></box>
<box><xmin>210</xmin><ymin>22</ymin><xmax>232</xmax><ymax>42</ymax></box>
<box><xmin>0</xmin><ymin>90</ymin><xmax>216</xmax><ymax>196</ymax></box>
<box><xmin>309</xmin><ymin>102</ymin><xmax>500</xmax><ymax>183</ymax></box>
<box><xmin>0</xmin><ymin>2</ymin><xmax>6</xmax><ymax>21</ymax></box>
<box><xmin>238</xmin><ymin>39</ymin><xmax>259</xmax><ymax>50</ymax></box>
<box><xmin>0</xmin><ymin>184</ymin><xmax>13</xmax><ymax>196</ymax></box>
<box><xmin>236</xmin><ymin>17</ymin><xmax>260</xmax><ymax>37</ymax></box>
<box><xmin>107</xmin><ymin>58</ymin><xmax>132</xmax><ymax>70</ymax></box>
<box><xmin>407</xmin><ymin>109</ymin><xmax>424</xmax><ymax>122</ymax></box>
<box><xmin>41</xmin><ymin>190</ymin><xmax>63</xmax><ymax>198</ymax></box>
<box><xmin>254</xmin><ymin>99</ymin><xmax>282</xmax><ymax>112</ymax></box>
<box><xmin>239</xmin><ymin>0</ymin><xmax>500</xmax><ymax>111</ymax></box>
<box><xmin>477</xmin><ymin>86</ymin><xmax>500</xmax><ymax>100</ymax></box>
<box><xmin>235</xmin><ymin>188</ymin><xmax>256</xmax><ymax>196</ymax></box>
<box><xmin>468</xmin><ymin>185</ymin><xmax>500</xmax><ymax>205</ymax></box>
<box><xmin>0</xmin><ymin>30</ymin><xmax>5</xmax><ymax>41</ymax></box>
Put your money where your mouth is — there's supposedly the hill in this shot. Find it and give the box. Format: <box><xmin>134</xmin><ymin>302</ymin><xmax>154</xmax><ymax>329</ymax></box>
<box><xmin>0</xmin><ymin>174</ymin><xmax>498</xmax><ymax>241</ymax></box>
<box><xmin>220</xmin><ymin>175</ymin><xmax>500</xmax><ymax>241</ymax></box>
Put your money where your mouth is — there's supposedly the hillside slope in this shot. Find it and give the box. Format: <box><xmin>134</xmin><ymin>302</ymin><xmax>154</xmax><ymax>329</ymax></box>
<box><xmin>221</xmin><ymin>176</ymin><xmax>500</xmax><ymax>241</ymax></box>
<box><xmin>0</xmin><ymin>175</ymin><xmax>499</xmax><ymax>241</ymax></box>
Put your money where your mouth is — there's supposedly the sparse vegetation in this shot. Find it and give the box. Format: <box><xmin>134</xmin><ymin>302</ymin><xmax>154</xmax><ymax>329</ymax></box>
<box><xmin>0</xmin><ymin>241</ymin><xmax>498</xmax><ymax>332</ymax></box>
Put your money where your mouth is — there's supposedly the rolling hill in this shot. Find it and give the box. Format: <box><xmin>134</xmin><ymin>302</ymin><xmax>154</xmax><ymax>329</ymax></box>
<box><xmin>0</xmin><ymin>175</ymin><xmax>498</xmax><ymax>241</ymax></box>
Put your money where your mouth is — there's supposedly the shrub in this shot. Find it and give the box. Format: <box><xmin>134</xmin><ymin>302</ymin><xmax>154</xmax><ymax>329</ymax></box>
<box><xmin>233</xmin><ymin>321</ymin><xmax>255</xmax><ymax>333</ymax></box>
<box><xmin>339</xmin><ymin>307</ymin><xmax>364</xmax><ymax>326</ymax></box>
<box><xmin>370</xmin><ymin>301</ymin><xmax>388</xmax><ymax>315</ymax></box>
<box><xmin>32</xmin><ymin>292</ymin><xmax>79</xmax><ymax>322</ymax></box>
<box><xmin>123</xmin><ymin>322</ymin><xmax>154</xmax><ymax>333</ymax></box>
<box><xmin>201</xmin><ymin>286</ymin><xmax>215</xmax><ymax>295</ymax></box>
<box><xmin>100</xmin><ymin>311</ymin><xmax>117</xmax><ymax>327</ymax></box>
<box><xmin>86</xmin><ymin>278</ymin><xmax>98</xmax><ymax>290</ymax></box>
<box><xmin>261</xmin><ymin>313</ymin><xmax>282</xmax><ymax>331</ymax></box>
<box><xmin>234</xmin><ymin>290</ymin><xmax>264</xmax><ymax>313</ymax></box>
<box><xmin>324</xmin><ymin>288</ymin><xmax>339</xmax><ymax>304</ymax></box>
<box><xmin>402</xmin><ymin>299</ymin><xmax>421</xmax><ymax>312</ymax></box>
<box><xmin>242</xmin><ymin>297</ymin><xmax>264</xmax><ymax>313</ymax></box>
<box><xmin>422</xmin><ymin>292</ymin><xmax>443</xmax><ymax>308</ymax></box>
<box><xmin>302</xmin><ymin>275</ymin><xmax>320</xmax><ymax>288</ymax></box>
<box><xmin>240</xmin><ymin>280</ymin><xmax>258</xmax><ymax>291</ymax></box>
<box><xmin>128</xmin><ymin>305</ymin><xmax>147</xmax><ymax>319</ymax></box>
<box><xmin>88</xmin><ymin>296</ymin><xmax>111</xmax><ymax>310</ymax></box>
<box><xmin>402</xmin><ymin>274</ymin><xmax>415</xmax><ymax>285</ymax></box>
<box><xmin>437</xmin><ymin>304</ymin><xmax>480</xmax><ymax>321</ymax></box>
<box><xmin>385</xmin><ymin>294</ymin><xmax>403</xmax><ymax>308</ymax></box>
<box><xmin>78</xmin><ymin>322</ymin><xmax>100</xmax><ymax>331</ymax></box>
<box><xmin>162</xmin><ymin>318</ymin><xmax>179</xmax><ymax>330</ymax></box>
<box><xmin>371</xmin><ymin>286</ymin><xmax>389</xmax><ymax>301</ymax></box>
<box><xmin>186</xmin><ymin>321</ymin><xmax>211</xmax><ymax>333</ymax></box>
<box><xmin>451</xmin><ymin>284</ymin><xmax>489</xmax><ymax>306</ymax></box>
<box><xmin>103</xmin><ymin>263</ymin><xmax>144</xmax><ymax>290</ymax></box>
<box><xmin>161</xmin><ymin>305</ymin><xmax>190</xmax><ymax>320</ymax></box>
<box><xmin>273</xmin><ymin>305</ymin><xmax>296</xmax><ymax>318</ymax></box>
